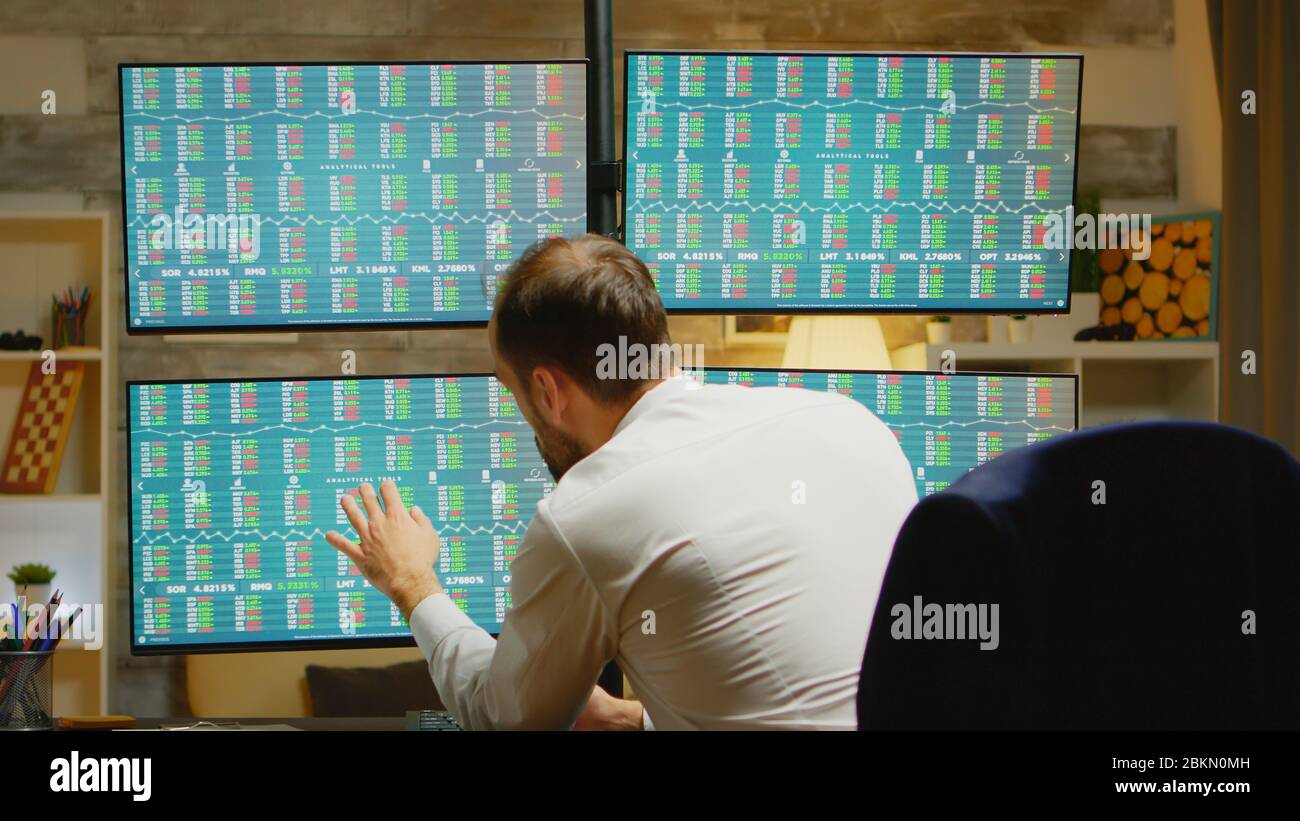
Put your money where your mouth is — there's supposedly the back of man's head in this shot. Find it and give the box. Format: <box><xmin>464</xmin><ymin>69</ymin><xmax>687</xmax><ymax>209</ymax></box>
<box><xmin>492</xmin><ymin>234</ymin><xmax>669</xmax><ymax>404</ymax></box>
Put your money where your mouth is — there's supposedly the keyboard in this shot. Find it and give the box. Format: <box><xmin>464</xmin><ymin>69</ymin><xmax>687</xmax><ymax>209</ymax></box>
<box><xmin>405</xmin><ymin>710</ymin><xmax>462</xmax><ymax>732</ymax></box>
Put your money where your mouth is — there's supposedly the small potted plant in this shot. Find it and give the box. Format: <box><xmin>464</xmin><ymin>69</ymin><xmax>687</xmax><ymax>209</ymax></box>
<box><xmin>925</xmin><ymin>315</ymin><xmax>952</xmax><ymax>344</ymax></box>
<box><xmin>8</xmin><ymin>563</ymin><xmax>56</xmax><ymax>604</ymax></box>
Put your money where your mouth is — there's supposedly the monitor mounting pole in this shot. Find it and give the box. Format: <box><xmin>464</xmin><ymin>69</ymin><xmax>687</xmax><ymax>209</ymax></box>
<box><xmin>585</xmin><ymin>0</ymin><xmax>621</xmax><ymax>241</ymax></box>
<box><xmin>585</xmin><ymin>0</ymin><xmax>626</xmax><ymax>701</ymax></box>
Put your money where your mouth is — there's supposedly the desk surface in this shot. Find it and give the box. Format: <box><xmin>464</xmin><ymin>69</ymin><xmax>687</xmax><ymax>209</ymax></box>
<box><xmin>120</xmin><ymin>717</ymin><xmax>407</xmax><ymax>731</ymax></box>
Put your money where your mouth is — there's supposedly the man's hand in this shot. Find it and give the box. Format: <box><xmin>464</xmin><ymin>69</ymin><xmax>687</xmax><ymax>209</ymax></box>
<box><xmin>573</xmin><ymin>685</ymin><xmax>645</xmax><ymax>731</ymax></box>
<box><xmin>325</xmin><ymin>480</ymin><xmax>443</xmax><ymax>620</ymax></box>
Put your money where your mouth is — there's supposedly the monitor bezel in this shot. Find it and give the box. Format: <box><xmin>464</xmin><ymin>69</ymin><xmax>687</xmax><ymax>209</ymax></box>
<box><xmin>620</xmin><ymin>49</ymin><xmax>1086</xmax><ymax>317</ymax></box>
<box><xmin>117</xmin><ymin>59</ymin><xmax>590</xmax><ymax>336</ymax></box>
<box><xmin>126</xmin><ymin>367</ymin><xmax>1079</xmax><ymax>655</ymax></box>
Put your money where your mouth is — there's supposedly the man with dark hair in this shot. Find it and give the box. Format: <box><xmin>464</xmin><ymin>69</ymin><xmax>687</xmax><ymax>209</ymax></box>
<box><xmin>327</xmin><ymin>234</ymin><xmax>918</xmax><ymax>729</ymax></box>
<box><xmin>487</xmin><ymin>234</ymin><xmax>673</xmax><ymax>479</ymax></box>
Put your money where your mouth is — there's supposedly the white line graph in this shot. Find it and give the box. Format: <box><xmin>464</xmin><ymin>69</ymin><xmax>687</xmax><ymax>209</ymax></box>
<box><xmin>130</xmin><ymin>419</ymin><xmax>532</xmax><ymax>439</ymax></box>
<box><xmin>123</xmin><ymin>107</ymin><xmax>584</xmax><ymax>124</ymax></box>
<box><xmin>126</xmin><ymin>209</ymin><xmax>586</xmax><ymax>230</ymax></box>
<box><xmin>633</xmin><ymin>97</ymin><xmax>1076</xmax><ymax>117</ymax></box>
<box><xmin>131</xmin><ymin>415</ymin><xmax>1069</xmax><ymax>444</ymax></box>
<box><xmin>133</xmin><ymin>519</ymin><xmax>529</xmax><ymax>546</ymax></box>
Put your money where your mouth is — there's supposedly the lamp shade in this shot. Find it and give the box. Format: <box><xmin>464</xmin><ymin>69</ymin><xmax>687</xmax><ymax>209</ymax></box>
<box><xmin>781</xmin><ymin>316</ymin><xmax>893</xmax><ymax>371</ymax></box>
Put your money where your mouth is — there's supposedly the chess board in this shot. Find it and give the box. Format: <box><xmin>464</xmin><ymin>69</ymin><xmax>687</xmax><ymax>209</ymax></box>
<box><xmin>1</xmin><ymin>362</ymin><xmax>85</xmax><ymax>493</ymax></box>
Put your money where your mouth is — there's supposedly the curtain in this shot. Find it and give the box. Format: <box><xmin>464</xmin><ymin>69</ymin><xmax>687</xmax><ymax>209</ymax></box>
<box><xmin>1206</xmin><ymin>0</ymin><xmax>1300</xmax><ymax>454</ymax></box>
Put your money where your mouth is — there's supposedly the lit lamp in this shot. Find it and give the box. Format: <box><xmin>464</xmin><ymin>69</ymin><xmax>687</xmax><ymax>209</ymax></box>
<box><xmin>781</xmin><ymin>316</ymin><xmax>893</xmax><ymax>371</ymax></box>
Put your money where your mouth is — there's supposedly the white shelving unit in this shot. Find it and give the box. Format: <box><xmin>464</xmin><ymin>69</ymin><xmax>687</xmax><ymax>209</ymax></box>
<box><xmin>0</xmin><ymin>211</ymin><xmax>112</xmax><ymax>715</ymax></box>
<box><xmin>891</xmin><ymin>340</ymin><xmax>1220</xmax><ymax>428</ymax></box>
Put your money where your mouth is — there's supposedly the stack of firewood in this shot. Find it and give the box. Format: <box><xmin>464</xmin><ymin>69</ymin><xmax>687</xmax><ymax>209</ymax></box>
<box><xmin>1098</xmin><ymin>218</ymin><xmax>1214</xmax><ymax>339</ymax></box>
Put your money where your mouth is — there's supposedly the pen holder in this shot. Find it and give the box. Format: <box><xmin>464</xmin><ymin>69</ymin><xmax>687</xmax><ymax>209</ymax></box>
<box><xmin>0</xmin><ymin>651</ymin><xmax>54</xmax><ymax>731</ymax></box>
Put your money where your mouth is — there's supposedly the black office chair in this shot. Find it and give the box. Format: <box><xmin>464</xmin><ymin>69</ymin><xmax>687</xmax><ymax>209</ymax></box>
<box><xmin>857</xmin><ymin>421</ymin><xmax>1300</xmax><ymax>730</ymax></box>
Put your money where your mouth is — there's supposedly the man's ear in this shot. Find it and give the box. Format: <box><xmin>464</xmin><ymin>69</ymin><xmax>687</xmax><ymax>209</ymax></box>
<box><xmin>530</xmin><ymin>365</ymin><xmax>569</xmax><ymax>424</ymax></box>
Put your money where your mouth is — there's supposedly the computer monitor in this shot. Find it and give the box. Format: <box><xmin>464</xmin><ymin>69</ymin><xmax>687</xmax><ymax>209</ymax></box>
<box><xmin>118</xmin><ymin>62</ymin><xmax>587</xmax><ymax>333</ymax></box>
<box><xmin>623</xmin><ymin>51</ymin><xmax>1083</xmax><ymax>314</ymax></box>
<box><xmin>128</xmin><ymin>374</ymin><xmax>551</xmax><ymax>653</ymax></box>
<box><xmin>128</xmin><ymin>369</ymin><xmax>1076</xmax><ymax>653</ymax></box>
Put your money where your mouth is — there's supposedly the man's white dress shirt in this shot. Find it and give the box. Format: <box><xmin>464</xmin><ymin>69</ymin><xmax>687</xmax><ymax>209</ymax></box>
<box><xmin>408</xmin><ymin>376</ymin><xmax>919</xmax><ymax>729</ymax></box>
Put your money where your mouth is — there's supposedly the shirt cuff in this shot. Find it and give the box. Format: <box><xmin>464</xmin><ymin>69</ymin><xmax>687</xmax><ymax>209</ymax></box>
<box><xmin>642</xmin><ymin>706</ymin><xmax>655</xmax><ymax>731</ymax></box>
<box><xmin>408</xmin><ymin>592</ymin><xmax>478</xmax><ymax>663</ymax></box>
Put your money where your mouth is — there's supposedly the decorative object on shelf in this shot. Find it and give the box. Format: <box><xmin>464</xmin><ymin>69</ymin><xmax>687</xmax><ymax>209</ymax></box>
<box><xmin>0</xmin><ymin>650</ymin><xmax>55</xmax><ymax>729</ymax></box>
<box><xmin>0</xmin><ymin>330</ymin><xmax>42</xmax><ymax>351</ymax></box>
<box><xmin>0</xmin><ymin>590</ymin><xmax>79</xmax><ymax>730</ymax></box>
<box><xmin>1031</xmin><ymin>193</ymin><xmax>1107</xmax><ymax>345</ymax></box>
<box><xmin>1008</xmin><ymin>315</ymin><xmax>1032</xmax><ymax>344</ymax></box>
<box><xmin>1097</xmin><ymin>211</ymin><xmax>1219</xmax><ymax>340</ymax></box>
<box><xmin>7</xmin><ymin>563</ymin><xmax>55</xmax><ymax>604</ymax></box>
<box><xmin>0</xmin><ymin>362</ymin><xmax>86</xmax><ymax>494</ymax></box>
<box><xmin>1070</xmin><ymin>189</ymin><xmax>1104</xmax><ymax>294</ymax></box>
<box><xmin>925</xmin><ymin>316</ymin><xmax>952</xmax><ymax>344</ymax></box>
<box><xmin>51</xmin><ymin>287</ymin><xmax>95</xmax><ymax>349</ymax></box>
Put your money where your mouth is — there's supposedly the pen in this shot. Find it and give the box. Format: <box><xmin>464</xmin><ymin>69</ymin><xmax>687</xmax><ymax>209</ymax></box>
<box><xmin>20</xmin><ymin>590</ymin><xmax>57</xmax><ymax>652</ymax></box>
<box><xmin>47</xmin><ymin>606</ymin><xmax>83</xmax><ymax>652</ymax></box>
<box><xmin>2</xmin><ymin>602</ymin><xmax>17</xmax><ymax>650</ymax></box>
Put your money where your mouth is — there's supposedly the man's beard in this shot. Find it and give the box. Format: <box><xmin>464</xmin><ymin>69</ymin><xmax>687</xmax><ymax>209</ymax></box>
<box><xmin>533</xmin><ymin>426</ymin><xmax>588</xmax><ymax>481</ymax></box>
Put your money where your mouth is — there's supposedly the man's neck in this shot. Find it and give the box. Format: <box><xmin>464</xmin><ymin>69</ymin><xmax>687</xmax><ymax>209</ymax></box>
<box><xmin>579</xmin><ymin>377</ymin><xmax>667</xmax><ymax>453</ymax></box>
